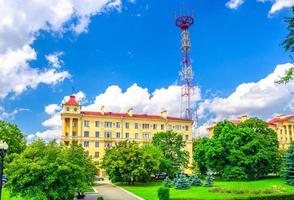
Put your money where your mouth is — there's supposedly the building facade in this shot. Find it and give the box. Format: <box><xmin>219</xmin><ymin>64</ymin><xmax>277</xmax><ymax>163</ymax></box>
<box><xmin>207</xmin><ymin>115</ymin><xmax>294</xmax><ymax>149</ymax></box>
<box><xmin>268</xmin><ymin>115</ymin><xmax>294</xmax><ymax>149</ymax></box>
<box><xmin>61</xmin><ymin>95</ymin><xmax>193</xmax><ymax>176</ymax></box>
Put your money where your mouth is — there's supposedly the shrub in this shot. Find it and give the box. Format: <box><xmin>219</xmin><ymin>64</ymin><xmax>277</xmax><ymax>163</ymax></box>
<box><xmin>174</xmin><ymin>173</ymin><xmax>190</xmax><ymax>189</ymax></box>
<box><xmin>97</xmin><ymin>197</ymin><xmax>104</xmax><ymax>200</ymax></box>
<box><xmin>163</xmin><ymin>177</ymin><xmax>173</xmax><ymax>188</ymax></box>
<box><xmin>189</xmin><ymin>174</ymin><xmax>202</xmax><ymax>186</ymax></box>
<box><xmin>158</xmin><ymin>187</ymin><xmax>169</xmax><ymax>200</ymax></box>
<box><xmin>204</xmin><ymin>172</ymin><xmax>215</xmax><ymax>187</ymax></box>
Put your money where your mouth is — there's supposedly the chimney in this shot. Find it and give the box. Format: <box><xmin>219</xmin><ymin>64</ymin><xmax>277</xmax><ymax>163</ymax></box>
<box><xmin>100</xmin><ymin>106</ymin><xmax>105</xmax><ymax>115</ymax></box>
<box><xmin>161</xmin><ymin>110</ymin><xmax>168</xmax><ymax>119</ymax></box>
<box><xmin>127</xmin><ymin>108</ymin><xmax>133</xmax><ymax>117</ymax></box>
<box><xmin>239</xmin><ymin>115</ymin><xmax>249</xmax><ymax>122</ymax></box>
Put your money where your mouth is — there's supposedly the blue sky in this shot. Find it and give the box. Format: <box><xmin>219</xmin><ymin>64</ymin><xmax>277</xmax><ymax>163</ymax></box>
<box><xmin>1</xmin><ymin>0</ymin><xmax>294</xmax><ymax>139</ymax></box>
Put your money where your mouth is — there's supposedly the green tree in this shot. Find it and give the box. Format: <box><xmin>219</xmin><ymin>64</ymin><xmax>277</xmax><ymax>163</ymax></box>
<box><xmin>195</xmin><ymin>118</ymin><xmax>280</xmax><ymax>180</ymax></box>
<box><xmin>285</xmin><ymin>143</ymin><xmax>294</xmax><ymax>185</ymax></box>
<box><xmin>5</xmin><ymin>140</ymin><xmax>96</xmax><ymax>200</ymax></box>
<box><xmin>62</xmin><ymin>141</ymin><xmax>97</xmax><ymax>197</ymax></box>
<box><xmin>0</xmin><ymin>121</ymin><xmax>26</xmax><ymax>161</ymax></box>
<box><xmin>152</xmin><ymin>131</ymin><xmax>189</xmax><ymax>177</ymax></box>
<box><xmin>278</xmin><ymin>6</ymin><xmax>294</xmax><ymax>84</ymax></box>
<box><xmin>193</xmin><ymin>138</ymin><xmax>209</xmax><ymax>175</ymax></box>
<box><xmin>102</xmin><ymin>141</ymin><xmax>160</xmax><ymax>184</ymax></box>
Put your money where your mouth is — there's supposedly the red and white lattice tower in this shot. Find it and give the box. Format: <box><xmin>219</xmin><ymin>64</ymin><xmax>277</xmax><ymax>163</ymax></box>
<box><xmin>176</xmin><ymin>15</ymin><xmax>195</xmax><ymax>120</ymax></box>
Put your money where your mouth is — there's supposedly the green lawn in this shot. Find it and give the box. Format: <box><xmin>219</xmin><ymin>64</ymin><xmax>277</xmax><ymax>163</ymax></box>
<box><xmin>2</xmin><ymin>189</ymin><xmax>25</xmax><ymax>200</ymax></box>
<box><xmin>119</xmin><ymin>178</ymin><xmax>294</xmax><ymax>200</ymax></box>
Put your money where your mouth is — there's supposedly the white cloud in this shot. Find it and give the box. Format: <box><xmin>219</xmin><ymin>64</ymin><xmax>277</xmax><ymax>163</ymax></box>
<box><xmin>46</xmin><ymin>52</ymin><xmax>64</xmax><ymax>68</ymax></box>
<box><xmin>226</xmin><ymin>0</ymin><xmax>244</xmax><ymax>9</ymax></box>
<box><xmin>84</xmin><ymin>84</ymin><xmax>201</xmax><ymax>117</ymax></box>
<box><xmin>45</xmin><ymin>104</ymin><xmax>61</xmax><ymax>115</ymax></box>
<box><xmin>0</xmin><ymin>45</ymin><xmax>70</xmax><ymax>99</ymax></box>
<box><xmin>226</xmin><ymin>0</ymin><xmax>294</xmax><ymax>14</ymax></box>
<box><xmin>0</xmin><ymin>0</ymin><xmax>124</xmax><ymax>99</ymax></box>
<box><xmin>0</xmin><ymin>107</ymin><xmax>29</xmax><ymax>120</ymax></box>
<box><xmin>199</xmin><ymin>63</ymin><xmax>294</xmax><ymax>123</ymax></box>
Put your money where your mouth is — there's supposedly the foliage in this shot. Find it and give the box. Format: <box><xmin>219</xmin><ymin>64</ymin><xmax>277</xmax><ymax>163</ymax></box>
<box><xmin>157</xmin><ymin>187</ymin><xmax>170</xmax><ymax>200</ymax></box>
<box><xmin>96</xmin><ymin>197</ymin><xmax>104</xmax><ymax>200</ymax></box>
<box><xmin>102</xmin><ymin>141</ymin><xmax>160</xmax><ymax>184</ymax></box>
<box><xmin>152</xmin><ymin>131</ymin><xmax>189</xmax><ymax>177</ymax></box>
<box><xmin>204</xmin><ymin>172</ymin><xmax>215</xmax><ymax>187</ymax></box>
<box><xmin>194</xmin><ymin>118</ymin><xmax>280</xmax><ymax>180</ymax></box>
<box><xmin>189</xmin><ymin>174</ymin><xmax>202</xmax><ymax>186</ymax></box>
<box><xmin>174</xmin><ymin>172</ymin><xmax>190</xmax><ymax>189</ymax></box>
<box><xmin>0</xmin><ymin>121</ymin><xmax>26</xmax><ymax>162</ymax></box>
<box><xmin>163</xmin><ymin>176</ymin><xmax>173</xmax><ymax>188</ymax></box>
<box><xmin>193</xmin><ymin>137</ymin><xmax>209</xmax><ymax>175</ymax></box>
<box><xmin>278</xmin><ymin>6</ymin><xmax>294</xmax><ymax>84</ymax></box>
<box><xmin>285</xmin><ymin>143</ymin><xmax>294</xmax><ymax>185</ymax></box>
<box><xmin>5</xmin><ymin>140</ymin><xmax>97</xmax><ymax>200</ymax></box>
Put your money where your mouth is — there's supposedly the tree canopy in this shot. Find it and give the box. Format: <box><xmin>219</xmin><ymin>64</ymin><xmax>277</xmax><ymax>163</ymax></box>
<box><xmin>102</xmin><ymin>141</ymin><xmax>161</xmax><ymax>184</ymax></box>
<box><xmin>278</xmin><ymin>6</ymin><xmax>294</xmax><ymax>84</ymax></box>
<box><xmin>152</xmin><ymin>131</ymin><xmax>189</xmax><ymax>177</ymax></box>
<box><xmin>0</xmin><ymin>120</ymin><xmax>26</xmax><ymax>155</ymax></box>
<box><xmin>194</xmin><ymin>118</ymin><xmax>280</xmax><ymax>180</ymax></box>
<box><xmin>5</xmin><ymin>140</ymin><xmax>97</xmax><ymax>200</ymax></box>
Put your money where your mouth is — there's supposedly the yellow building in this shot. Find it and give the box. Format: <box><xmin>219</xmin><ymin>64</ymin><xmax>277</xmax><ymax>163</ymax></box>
<box><xmin>268</xmin><ymin>115</ymin><xmax>294</xmax><ymax>149</ymax></box>
<box><xmin>61</xmin><ymin>95</ymin><xmax>193</xmax><ymax>176</ymax></box>
<box><xmin>207</xmin><ymin>114</ymin><xmax>294</xmax><ymax>149</ymax></box>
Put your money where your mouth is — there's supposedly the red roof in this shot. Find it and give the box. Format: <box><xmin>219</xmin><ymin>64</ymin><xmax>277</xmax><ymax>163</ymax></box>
<box><xmin>65</xmin><ymin>95</ymin><xmax>79</xmax><ymax>106</ymax></box>
<box><xmin>268</xmin><ymin>115</ymin><xmax>294</xmax><ymax>126</ymax></box>
<box><xmin>80</xmin><ymin>111</ymin><xmax>191</xmax><ymax>121</ymax></box>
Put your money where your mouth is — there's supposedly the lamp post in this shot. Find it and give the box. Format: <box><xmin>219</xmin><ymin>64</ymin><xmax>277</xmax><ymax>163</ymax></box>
<box><xmin>0</xmin><ymin>141</ymin><xmax>8</xmax><ymax>200</ymax></box>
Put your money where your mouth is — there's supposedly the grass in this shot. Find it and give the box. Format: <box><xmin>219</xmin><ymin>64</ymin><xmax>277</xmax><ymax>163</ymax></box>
<box><xmin>2</xmin><ymin>189</ymin><xmax>26</xmax><ymax>200</ymax></box>
<box><xmin>119</xmin><ymin>178</ymin><xmax>294</xmax><ymax>200</ymax></box>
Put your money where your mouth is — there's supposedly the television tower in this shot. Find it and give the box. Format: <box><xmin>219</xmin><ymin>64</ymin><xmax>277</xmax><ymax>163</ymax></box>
<box><xmin>176</xmin><ymin>15</ymin><xmax>195</xmax><ymax>120</ymax></box>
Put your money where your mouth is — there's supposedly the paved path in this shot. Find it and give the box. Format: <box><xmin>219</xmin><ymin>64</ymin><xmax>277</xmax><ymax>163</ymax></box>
<box><xmin>94</xmin><ymin>182</ymin><xmax>143</xmax><ymax>200</ymax></box>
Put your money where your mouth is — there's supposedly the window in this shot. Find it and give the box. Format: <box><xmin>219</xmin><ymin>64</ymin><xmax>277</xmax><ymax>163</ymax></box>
<box><xmin>84</xmin><ymin>131</ymin><xmax>89</xmax><ymax>137</ymax></box>
<box><xmin>167</xmin><ymin>125</ymin><xmax>172</xmax><ymax>130</ymax></box>
<box><xmin>116</xmin><ymin>122</ymin><xmax>120</xmax><ymax>128</ymax></box>
<box><xmin>95</xmin><ymin>152</ymin><xmax>99</xmax><ymax>158</ymax></box>
<box><xmin>153</xmin><ymin>124</ymin><xmax>157</xmax><ymax>130</ymax></box>
<box><xmin>125</xmin><ymin>123</ymin><xmax>130</xmax><ymax>129</ymax></box>
<box><xmin>72</xmin><ymin>131</ymin><xmax>76</xmax><ymax>137</ymax></box>
<box><xmin>74</xmin><ymin>108</ymin><xmax>78</xmax><ymax>112</ymax></box>
<box><xmin>116</xmin><ymin>132</ymin><xmax>120</xmax><ymax>138</ymax></box>
<box><xmin>185</xmin><ymin>135</ymin><xmax>189</xmax><ymax>140</ymax></box>
<box><xmin>175</xmin><ymin>125</ymin><xmax>181</xmax><ymax>130</ymax></box>
<box><xmin>185</xmin><ymin>125</ymin><xmax>189</xmax><ymax>131</ymax></box>
<box><xmin>135</xmin><ymin>133</ymin><xmax>139</xmax><ymax>139</ymax></box>
<box><xmin>104</xmin><ymin>122</ymin><xmax>112</xmax><ymax>128</ymax></box>
<box><xmin>95</xmin><ymin>131</ymin><xmax>100</xmax><ymax>138</ymax></box>
<box><xmin>95</xmin><ymin>121</ymin><xmax>100</xmax><ymax>127</ymax></box>
<box><xmin>135</xmin><ymin>123</ymin><xmax>139</xmax><ymax>129</ymax></box>
<box><xmin>161</xmin><ymin>124</ymin><xmax>165</xmax><ymax>130</ymax></box>
<box><xmin>143</xmin><ymin>133</ymin><xmax>150</xmax><ymax>139</ymax></box>
<box><xmin>95</xmin><ymin>142</ymin><xmax>99</xmax><ymax>148</ymax></box>
<box><xmin>84</xmin><ymin>141</ymin><xmax>89</xmax><ymax>147</ymax></box>
<box><xmin>142</xmin><ymin>124</ymin><xmax>150</xmax><ymax>129</ymax></box>
<box><xmin>84</xmin><ymin>120</ymin><xmax>90</xmax><ymax>127</ymax></box>
<box><xmin>104</xmin><ymin>131</ymin><xmax>112</xmax><ymax>138</ymax></box>
<box><xmin>72</xmin><ymin>121</ymin><xmax>77</xmax><ymax>127</ymax></box>
<box><xmin>66</xmin><ymin>107</ymin><xmax>70</xmax><ymax>111</ymax></box>
<box><xmin>125</xmin><ymin>133</ymin><xmax>130</xmax><ymax>138</ymax></box>
<box><xmin>105</xmin><ymin>142</ymin><xmax>112</xmax><ymax>148</ymax></box>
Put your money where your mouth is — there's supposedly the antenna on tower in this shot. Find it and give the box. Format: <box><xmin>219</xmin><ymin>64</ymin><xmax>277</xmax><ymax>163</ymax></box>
<box><xmin>71</xmin><ymin>86</ymin><xmax>76</xmax><ymax>95</ymax></box>
<box><xmin>176</xmin><ymin>15</ymin><xmax>195</xmax><ymax>121</ymax></box>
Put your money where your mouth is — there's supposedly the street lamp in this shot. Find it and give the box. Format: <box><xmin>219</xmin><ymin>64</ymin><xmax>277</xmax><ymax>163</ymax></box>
<box><xmin>0</xmin><ymin>141</ymin><xmax>8</xmax><ymax>200</ymax></box>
